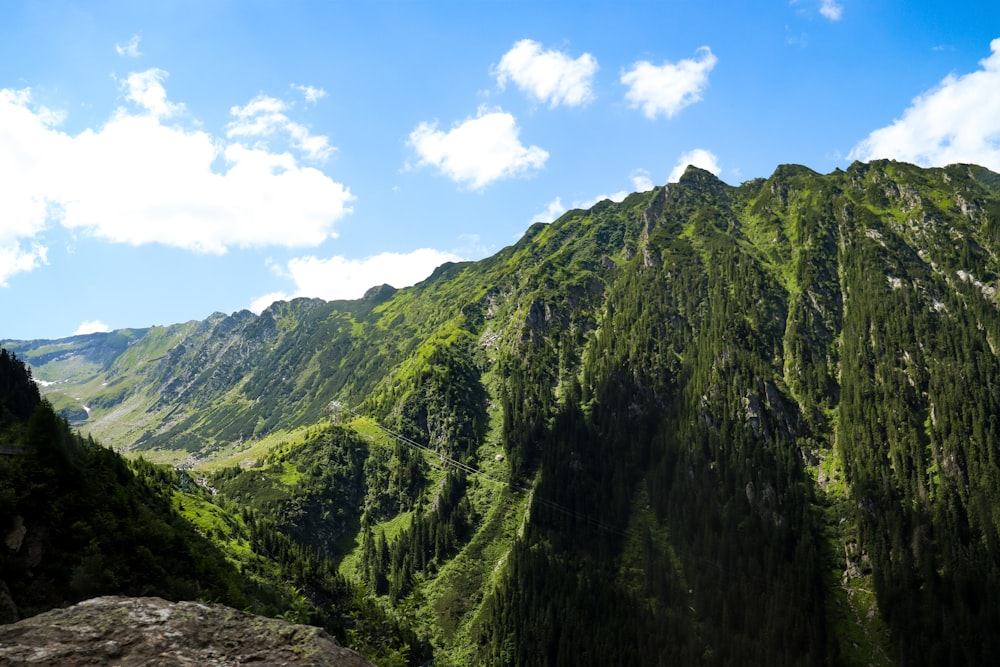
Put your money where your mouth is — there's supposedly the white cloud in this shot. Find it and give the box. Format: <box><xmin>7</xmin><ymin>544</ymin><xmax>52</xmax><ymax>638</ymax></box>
<box><xmin>534</xmin><ymin>197</ymin><xmax>567</xmax><ymax>223</ymax></box>
<box><xmin>408</xmin><ymin>106</ymin><xmax>548</xmax><ymax>189</ymax></box>
<box><xmin>0</xmin><ymin>89</ymin><xmax>62</xmax><ymax>284</ymax></box>
<box><xmin>228</xmin><ymin>93</ymin><xmax>333</xmax><ymax>162</ymax></box>
<box><xmin>819</xmin><ymin>0</ymin><xmax>844</xmax><ymax>21</ymax></box>
<box><xmin>668</xmin><ymin>148</ymin><xmax>722</xmax><ymax>182</ymax></box>
<box><xmin>536</xmin><ymin>169</ymin><xmax>657</xmax><ymax>223</ymax></box>
<box><xmin>74</xmin><ymin>320</ymin><xmax>110</xmax><ymax>336</ymax></box>
<box><xmin>115</xmin><ymin>35</ymin><xmax>142</xmax><ymax>58</ymax></box>
<box><xmin>0</xmin><ymin>71</ymin><xmax>353</xmax><ymax>266</ymax></box>
<box><xmin>0</xmin><ymin>243</ymin><xmax>47</xmax><ymax>287</ymax></box>
<box><xmin>576</xmin><ymin>169</ymin><xmax>660</xmax><ymax>208</ymax></box>
<box><xmin>250</xmin><ymin>248</ymin><xmax>462</xmax><ymax>312</ymax></box>
<box><xmin>494</xmin><ymin>39</ymin><xmax>598</xmax><ymax>108</ymax></box>
<box><xmin>575</xmin><ymin>190</ymin><xmax>631</xmax><ymax>210</ymax></box>
<box><xmin>631</xmin><ymin>169</ymin><xmax>654</xmax><ymax>192</ymax></box>
<box><xmin>122</xmin><ymin>69</ymin><xmax>183</xmax><ymax>118</ymax></box>
<box><xmin>849</xmin><ymin>38</ymin><xmax>1000</xmax><ymax>171</ymax></box>
<box><xmin>0</xmin><ymin>89</ymin><xmax>66</xmax><ymax>245</ymax></box>
<box><xmin>621</xmin><ymin>46</ymin><xmax>717</xmax><ymax>119</ymax></box>
<box><xmin>292</xmin><ymin>84</ymin><xmax>327</xmax><ymax>105</ymax></box>
<box><xmin>249</xmin><ymin>291</ymin><xmax>290</xmax><ymax>314</ymax></box>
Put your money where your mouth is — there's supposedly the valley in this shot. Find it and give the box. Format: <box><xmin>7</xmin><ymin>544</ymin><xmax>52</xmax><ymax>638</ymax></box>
<box><xmin>5</xmin><ymin>159</ymin><xmax>1000</xmax><ymax>665</ymax></box>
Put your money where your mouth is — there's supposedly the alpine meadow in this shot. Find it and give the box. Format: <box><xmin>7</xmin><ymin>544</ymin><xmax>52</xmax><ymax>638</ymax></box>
<box><xmin>5</xmin><ymin>159</ymin><xmax>1000</xmax><ymax>664</ymax></box>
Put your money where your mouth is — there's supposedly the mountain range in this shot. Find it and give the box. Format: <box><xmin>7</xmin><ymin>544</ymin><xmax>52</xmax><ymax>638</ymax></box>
<box><xmin>4</xmin><ymin>159</ymin><xmax>1000</xmax><ymax>665</ymax></box>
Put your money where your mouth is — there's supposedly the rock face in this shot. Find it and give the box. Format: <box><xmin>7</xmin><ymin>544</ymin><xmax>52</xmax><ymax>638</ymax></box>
<box><xmin>0</xmin><ymin>596</ymin><xmax>373</xmax><ymax>666</ymax></box>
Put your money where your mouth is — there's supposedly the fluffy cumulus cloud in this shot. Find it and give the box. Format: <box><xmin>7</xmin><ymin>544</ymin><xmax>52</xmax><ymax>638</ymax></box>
<box><xmin>228</xmin><ymin>93</ymin><xmax>334</xmax><ymax>161</ymax></box>
<box><xmin>534</xmin><ymin>170</ymin><xmax>657</xmax><ymax>223</ymax></box>
<box><xmin>534</xmin><ymin>197</ymin><xmax>567</xmax><ymax>223</ymax></box>
<box><xmin>0</xmin><ymin>243</ymin><xmax>47</xmax><ymax>287</ymax></box>
<box><xmin>668</xmin><ymin>148</ymin><xmax>721</xmax><ymax>182</ymax></box>
<box><xmin>122</xmin><ymin>68</ymin><xmax>184</xmax><ymax>118</ymax></box>
<box><xmin>0</xmin><ymin>87</ymin><xmax>64</xmax><ymax>285</ymax></box>
<box><xmin>408</xmin><ymin>106</ymin><xmax>548</xmax><ymax>189</ymax></box>
<box><xmin>819</xmin><ymin>0</ymin><xmax>844</xmax><ymax>21</ymax></box>
<box><xmin>630</xmin><ymin>169</ymin><xmax>655</xmax><ymax>193</ymax></box>
<box><xmin>0</xmin><ymin>69</ymin><xmax>353</xmax><ymax>282</ymax></box>
<box><xmin>74</xmin><ymin>320</ymin><xmax>110</xmax><ymax>336</ymax></box>
<box><xmin>494</xmin><ymin>39</ymin><xmax>598</xmax><ymax>108</ymax></box>
<box><xmin>582</xmin><ymin>170</ymin><xmax>659</xmax><ymax>207</ymax></box>
<box><xmin>250</xmin><ymin>248</ymin><xmax>462</xmax><ymax>312</ymax></box>
<box><xmin>849</xmin><ymin>38</ymin><xmax>1000</xmax><ymax>172</ymax></box>
<box><xmin>621</xmin><ymin>46</ymin><xmax>717</xmax><ymax>119</ymax></box>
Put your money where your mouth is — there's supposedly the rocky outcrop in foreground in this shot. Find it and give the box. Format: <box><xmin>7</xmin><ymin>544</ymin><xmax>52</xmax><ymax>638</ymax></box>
<box><xmin>0</xmin><ymin>596</ymin><xmax>373</xmax><ymax>666</ymax></box>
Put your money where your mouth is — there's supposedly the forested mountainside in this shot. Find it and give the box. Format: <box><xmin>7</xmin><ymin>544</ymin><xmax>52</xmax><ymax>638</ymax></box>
<box><xmin>0</xmin><ymin>350</ymin><xmax>432</xmax><ymax>665</ymax></box>
<box><xmin>6</xmin><ymin>159</ymin><xmax>1000</xmax><ymax>665</ymax></box>
<box><xmin>0</xmin><ymin>349</ymin><xmax>268</xmax><ymax>617</ymax></box>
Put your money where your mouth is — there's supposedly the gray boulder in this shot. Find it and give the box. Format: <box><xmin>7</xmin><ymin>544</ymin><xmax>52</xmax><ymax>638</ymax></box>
<box><xmin>0</xmin><ymin>596</ymin><xmax>373</xmax><ymax>666</ymax></box>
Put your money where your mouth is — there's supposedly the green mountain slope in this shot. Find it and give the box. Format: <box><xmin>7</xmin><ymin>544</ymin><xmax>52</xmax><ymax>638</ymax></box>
<box><xmin>0</xmin><ymin>348</ymin><xmax>274</xmax><ymax>619</ymax></box>
<box><xmin>6</xmin><ymin>160</ymin><xmax>1000</xmax><ymax>664</ymax></box>
<box><xmin>0</xmin><ymin>348</ymin><xmax>430</xmax><ymax>664</ymax></box>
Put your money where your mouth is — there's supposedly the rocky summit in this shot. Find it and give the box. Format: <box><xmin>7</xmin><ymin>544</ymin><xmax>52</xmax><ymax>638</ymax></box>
<box><xmin>0</xmin><ymin>596</ymin><xmax>373</xmax><ymax>666</ymax></box>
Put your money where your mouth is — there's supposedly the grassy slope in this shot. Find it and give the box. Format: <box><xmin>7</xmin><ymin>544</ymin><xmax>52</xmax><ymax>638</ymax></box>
<box><xmin>8</xmin><ymin>161</ymin><xmax>1000</xmax><ymax>664</ymax></box>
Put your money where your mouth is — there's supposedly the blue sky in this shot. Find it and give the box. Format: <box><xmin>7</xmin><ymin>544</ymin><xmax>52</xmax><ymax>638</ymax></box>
<box><xmin>2</xmin><ymin>0</ymin><xmax>999</xmax><ymax>340</ymax></box>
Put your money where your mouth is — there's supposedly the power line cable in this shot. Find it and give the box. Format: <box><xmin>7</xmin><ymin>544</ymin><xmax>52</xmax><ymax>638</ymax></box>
<box><xmin>343</xmin><ymin>406</ymin><xmax>625</xmax><ymax>537</ymax></box>
<box><xmin>339</xmin><ymin>407</ymin><xmax>749</xmax><ymax>579</ymax></box>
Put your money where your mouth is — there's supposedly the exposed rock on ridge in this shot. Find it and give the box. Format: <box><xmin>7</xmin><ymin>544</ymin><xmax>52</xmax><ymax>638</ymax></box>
<box><xmin>0</xmin><ymin>596</ymin><xmax>373</xmax><ymax>666</ymax></box>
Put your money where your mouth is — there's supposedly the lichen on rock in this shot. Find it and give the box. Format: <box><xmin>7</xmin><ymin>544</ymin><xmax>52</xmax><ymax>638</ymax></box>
<box><xmin>0</xmin><ymin>596</ymin><xmax>373</xmax><ymax>666</ymax></box>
